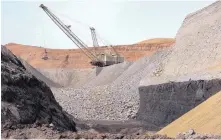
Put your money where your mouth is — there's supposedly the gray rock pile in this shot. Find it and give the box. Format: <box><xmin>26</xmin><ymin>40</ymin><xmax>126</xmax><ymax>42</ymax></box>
<box><xmin>51</xmin><ymin>48</ymin><xmax>172</xmax><ymax>121</ymax></box>
<box><xmin>1</xmin><ymin>45</ymin><xmax>76</xmax><ymax>131</ymax></box>
<box><xmin>163</xmin><ymin>1</ymin><xmax>221</xmax><ymax>76</ymax></box>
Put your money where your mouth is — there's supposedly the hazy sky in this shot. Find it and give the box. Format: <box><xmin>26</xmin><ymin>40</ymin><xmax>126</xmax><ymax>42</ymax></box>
<box><xmin>1</xmin><ymin>0</ymin><xmax>215</xmax><ymax>49</ymax></box>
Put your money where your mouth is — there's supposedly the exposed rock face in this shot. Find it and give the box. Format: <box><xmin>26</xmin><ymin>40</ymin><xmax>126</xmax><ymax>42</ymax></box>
<box><xmin>1</xmin><ymin>45</ymin><xmax>76</xmax><ymax>131</ymax></box>
<box><xmin>5</xmin><ymin>42</ymin><xmax>173</xmax><ymax>69</ymax></box>
<box><xmin>137</xmin><ymin>79</ymin><xmax>221</xmax><ymax>127</ymax></box>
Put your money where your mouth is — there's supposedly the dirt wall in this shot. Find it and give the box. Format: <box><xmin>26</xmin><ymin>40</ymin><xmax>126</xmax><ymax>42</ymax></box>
<box><xmin>5</xmin><ymin>42</ymin><xmax>173</xmax><ymax>69</ymax></box>
<box><xmin>137</xmin><ymin>79</ymin><xmax>221</xmax><ymax>128</ymax></box>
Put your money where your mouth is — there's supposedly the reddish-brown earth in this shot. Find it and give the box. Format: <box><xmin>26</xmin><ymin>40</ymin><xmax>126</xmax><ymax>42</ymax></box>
<box><xmin>5</xmin><ymin>41</ymin><xmax>174</xmax><ymax>69</ymax></box>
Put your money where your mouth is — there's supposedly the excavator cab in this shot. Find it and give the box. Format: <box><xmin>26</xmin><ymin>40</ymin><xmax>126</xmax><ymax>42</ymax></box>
<box><xmin>90</xmin><ymin>52</ymin><xmax>124</xmax><ymax>67</ymax></box>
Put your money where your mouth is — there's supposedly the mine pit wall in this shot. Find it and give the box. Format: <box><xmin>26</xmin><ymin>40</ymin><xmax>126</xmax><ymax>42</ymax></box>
<box><xmin>137</xmin><ymin>79</ymin><xmax>221</xmax><ymax>129</ymax></box>
<box><xmin>5</xmin><ymin>43</ymin><xmax>173</xmax><ymax>69</ymax></box>
<box><xmin>104</xmin><ymin>43</ymin><xmax>172</xmax><ymax>62</ymax></box>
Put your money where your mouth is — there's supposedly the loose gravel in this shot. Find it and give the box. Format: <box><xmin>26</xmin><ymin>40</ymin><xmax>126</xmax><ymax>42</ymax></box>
<box><xmin>51</xmin><ymin>48</ymin><xmax>172</xmax><ymax>120</ymax></box>
<box><xmin>163</xmin><ymin>1</ymin><xmax>221</xmax><ymax>76</ymax></box>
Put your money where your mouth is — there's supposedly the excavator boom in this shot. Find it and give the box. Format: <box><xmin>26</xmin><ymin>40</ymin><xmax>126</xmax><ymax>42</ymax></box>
<box><xmin>40</xmin><ymin>4</ymin><xmax>99</xmax><ymax>63</ymax></box>
<box><xmin>90</xmin><ymin>27</ymin><xmax>99</xmax><ymax>48</ymax></box>
<box><xmin>40</xmin><ymin>4</ymin><xmax>124</xmax><ymax>67</ymax></box>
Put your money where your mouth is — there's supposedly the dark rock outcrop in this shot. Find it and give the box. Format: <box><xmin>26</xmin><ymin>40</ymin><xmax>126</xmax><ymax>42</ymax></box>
<box><xmin>1</xmin><ymin>45</ymin><xmax>76</xmax><ymax>131</ymax></box>
<box><xmin>137</xmin><ymin>79</ymin><xmax>221</xmax><ymax>127</ymax></box>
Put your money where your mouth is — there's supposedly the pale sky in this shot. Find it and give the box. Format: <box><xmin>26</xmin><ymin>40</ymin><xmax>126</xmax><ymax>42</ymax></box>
<box><xmin>1</xmin><ymin>0</ymin><xmax>215</xmax><ymax>49</ymax></box>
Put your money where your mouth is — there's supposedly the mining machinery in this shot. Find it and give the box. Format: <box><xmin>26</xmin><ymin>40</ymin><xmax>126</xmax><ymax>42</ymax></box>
<box><xmin>40</xmin><ymin>4</ymin><xmax>124</xmax><ymax>67</ymax></box>
<box><xmin>89</xmin><ymin>27</ymin><xmax>124</xmax><ymax>66</ymax></box>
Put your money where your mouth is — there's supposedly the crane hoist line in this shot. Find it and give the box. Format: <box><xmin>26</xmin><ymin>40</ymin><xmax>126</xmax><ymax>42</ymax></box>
<box><xmin>39</xmin><ymin>4</ymin><xmax>124</xmax><ymax>67</ymax></box>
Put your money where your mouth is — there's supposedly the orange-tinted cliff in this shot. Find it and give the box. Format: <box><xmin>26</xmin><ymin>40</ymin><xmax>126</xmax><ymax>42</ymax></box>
<box><xmin>5</xmin><ymin>40</ymin><xmax>174</xmax><ymax>69</ymax></box>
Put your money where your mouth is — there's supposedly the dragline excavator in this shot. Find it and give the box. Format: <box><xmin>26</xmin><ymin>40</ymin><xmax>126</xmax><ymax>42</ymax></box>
<box><xmin>40</xmin><ymin>4</ymin><xmax>124</xmax><ymax>67</ymax></box>
<box><xmin>89</xmin><ymin>27</ymin><xmax>124</xmax><ymax>66</ymax></box>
